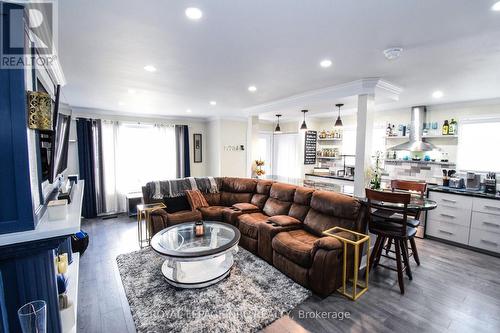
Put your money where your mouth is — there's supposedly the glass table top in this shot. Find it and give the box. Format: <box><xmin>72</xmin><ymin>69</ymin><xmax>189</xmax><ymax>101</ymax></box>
<box><xmin>151</xmin><ymin>221</ymin><xmax>240</xmax><ymax>258</ymax></box>
<box><xmin>370</xmin><ymin>197</ymin><xmax>438</xmax><ymax>210</ymax></box>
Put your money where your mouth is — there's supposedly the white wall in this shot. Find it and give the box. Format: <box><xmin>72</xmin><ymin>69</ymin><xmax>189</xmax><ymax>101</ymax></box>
<box><xmin>71</xmin><ymin>107</ymin><xmax>209</xmax><ymax>177</ymax></box>
<box><xmin>220</xmin><ymin>119</ymin><xmax>247</xmax><ymax>177</ymax></box>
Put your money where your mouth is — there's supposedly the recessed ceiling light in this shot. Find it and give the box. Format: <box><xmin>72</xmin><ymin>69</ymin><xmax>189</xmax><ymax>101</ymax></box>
<box><xmin>209</xmin><ymin>101</ymin><xmax>217</xmax><ymax>106</ymax></box>
<box><xmin>432</xmin><ymin>90</ymin><xmax>444</xmax><ymax>99</ymax></box>
<box><xmin>128</xmin><ymin>89</ymin><xmax>136</xmax><ymax>94</ymax></box>
<box><xmin>186</xmin><ymin>109</ymin><xmax>192</xmax><ymax>113</ymax></box>
<box><xmin>383</xmin><ymin>47</ymin><xmax>403</xmax><ymax>60</ymax></box>
<box><xmin>144</xmin><ymin>65</ymin><xmax>157</xmax><ymax>72</ymax></box>
<box><xmin>248</xmin><ymin>85</ymin><xmax>257</xmax><ymax>92</ymax></box>
<box><xmin>185</xmin><ymin>7</ymin><xmax>203</xmax><ymax>20</ymax></box>
<box><xmin>320</xmin><ymin>59</ymin><xmax>332</xmax><ymax>68</ymax></box>
<box><xmin>492</xmin><ymin>2</ymin><xmax>500</xmax><ymax>11</ymax></box>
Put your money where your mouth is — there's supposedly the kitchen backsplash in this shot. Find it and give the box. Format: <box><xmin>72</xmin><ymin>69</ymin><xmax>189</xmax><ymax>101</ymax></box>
<box><xmin>382</xmin><ymin>160</ymin><xmax>456</xmax><ymax>185</ymax></box>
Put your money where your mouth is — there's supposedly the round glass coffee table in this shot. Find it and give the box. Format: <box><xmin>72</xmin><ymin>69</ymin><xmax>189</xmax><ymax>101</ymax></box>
<box><xmin>150</xmin><ymin>221</ymin><xmax>240</xmax><ymax>288</ymax></box>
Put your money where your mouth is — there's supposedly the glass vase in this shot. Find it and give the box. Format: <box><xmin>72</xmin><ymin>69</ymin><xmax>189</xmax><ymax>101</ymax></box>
<box><xmin>18</xmin><ymin>300</ymin><xmax>47</xmax><ymax>333</ymax></box>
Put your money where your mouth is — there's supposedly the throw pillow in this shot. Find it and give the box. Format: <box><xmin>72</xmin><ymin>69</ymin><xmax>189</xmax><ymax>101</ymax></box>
<box><xmin>185</xmin><ymin>190</ymin><xmax>209</xmax><ymax>210</ymax></box>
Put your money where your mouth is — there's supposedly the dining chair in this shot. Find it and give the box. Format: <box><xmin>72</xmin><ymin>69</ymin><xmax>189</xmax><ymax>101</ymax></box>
<box><xmin>385</xmin><ymin>179</ymin><xmax>427</xmax><ymax>265</ymax></box>
<box><xmin>366</xmin><ymin>188</ymin><xmax>417</xmax><ymax>294</ymax></box>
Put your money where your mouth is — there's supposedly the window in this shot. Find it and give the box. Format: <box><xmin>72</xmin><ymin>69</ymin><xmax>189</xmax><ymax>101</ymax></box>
<box><xmin>341</xmin><ymin>126</ymin><xmax>385</xmax><ymax>156</ymax></box>
<box><xmin>457</xmin><ymin>119</ymin><xmax>500</xmax><ymax>172</ymax></box>
<box><xmin>341</xmin><ymin>126</ymin><xmax>356</xmax><ymax>155</ymax></box>
<box><xmin>101</xmin><ymin>121</ymin><xmax>176</xmax><ymax>212</ymax></box>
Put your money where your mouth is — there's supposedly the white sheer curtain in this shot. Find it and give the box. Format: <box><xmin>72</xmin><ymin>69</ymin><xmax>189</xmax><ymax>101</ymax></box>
<box><xmin>272</xmin><ymin>133</ymin><xmax>300</xmax><ymax>181</ymax></box>
<box><xmin>101</xmin><ymin>121</ymin><xmax>176</xmax><ymax>213</ymax></box>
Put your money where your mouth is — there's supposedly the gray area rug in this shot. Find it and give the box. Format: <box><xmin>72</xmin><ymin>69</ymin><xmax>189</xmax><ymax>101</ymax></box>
<box><xmin>116</xmin><ymin>247</ymin><xmax>311</xmax><ymax>333</ymax></box>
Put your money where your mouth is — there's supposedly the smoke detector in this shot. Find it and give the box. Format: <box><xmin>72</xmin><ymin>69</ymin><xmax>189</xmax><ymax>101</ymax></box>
<box><xmin>383</xmin><ymin>47</ymin><xmax>403</xmax><ymax>60</ymax></box>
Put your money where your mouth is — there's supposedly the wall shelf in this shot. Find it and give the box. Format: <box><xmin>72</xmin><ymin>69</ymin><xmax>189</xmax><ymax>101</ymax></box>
<box><xmin>385</xmin><ymin>135</ymin><xmax>458</xmax><ymax>139</ymax></box>
<box><xmin>316</xmin><ymin>156</ymin><xmax>341</xmax><ymax>160</ymax></box>
<box><xmin>385</xmin><ymin>159</ymin><xmax>456</xmax><ymax>166</ymax></box>
<box><xmin>61</xmin><ymin>253</ymin><xmax>79</xmax><ymax>333</ymax></box>
<box><xmin>317</xmin><ymin>138</ymin><xmax>342</xmax><ymax>142</ymax></box>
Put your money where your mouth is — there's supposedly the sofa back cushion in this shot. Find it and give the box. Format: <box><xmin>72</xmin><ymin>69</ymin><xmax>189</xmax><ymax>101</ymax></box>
<box><xmin>203</xmin><ymin>192</ymin><xmax>221</xmax><ymax>206</ymax></box>
<box><xmin>219</xmin><ymin>177</ymin><xmax>258</xmax><ymax>206</ymax></box>
<box><xmin>251</xmin><ymin>180</ymin><xmax>273</xmax><ymax>209</ymax></box>
<box><xmin>303</xmin><ymin>190</ymin><xmax>362</xmax><ymax>236</ymax></box>
<box><xmin>288</xmin><ymin>186</ymin><xmax>314</xmax><ymax>221</ymax></box>
<box><xmin>222</xmin><ymin>177</ymin><xmax>258</xmax><ymax>193</ymax></box>
<box><xmin>263</xmin><ymin>183</ymin><xmax>296</xmax><ymax>216</ymax></box>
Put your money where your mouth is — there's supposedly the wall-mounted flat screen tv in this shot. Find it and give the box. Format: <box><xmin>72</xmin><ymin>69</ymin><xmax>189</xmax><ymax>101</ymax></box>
<box><xmin>51</xmin><ymin>112</ymin><xmax>71</xmax><ymax>182</ymax></box>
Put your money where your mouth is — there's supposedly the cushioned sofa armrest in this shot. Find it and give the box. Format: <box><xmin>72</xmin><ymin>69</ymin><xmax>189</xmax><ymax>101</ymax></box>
<box><xmin>151</xmin><ymin>208</ymin><xmax>168</xmax><ymax>217</ymax></box>
<box><xmin>150</xmin><ymin>208</ymin><xmax>169</xmax><ymax>236</ymax></box>
<box><xmin>268</xmin><ymin>215</ymin><xmax>302</xmax><ymax>227</ymax></box>
<box><xmin>313</xmin><ymin>236</ymin><xmax>343</xmax><ymax>251</ymax></box>
<box><xmin>232</xmin><ymin>203</ymin><xmax>260</xmax><ymax>213</ymax></box>
<box><xmin>258</xmin><ymin>222</ymin><xmax>302</xmax><ymax>263</ymax></box>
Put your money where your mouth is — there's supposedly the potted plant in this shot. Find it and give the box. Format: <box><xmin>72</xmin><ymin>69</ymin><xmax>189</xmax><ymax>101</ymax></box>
<box><xmin>368</xmin><ymin>151</ymin><xmax>383</xmax><ymax>190</ymax></box>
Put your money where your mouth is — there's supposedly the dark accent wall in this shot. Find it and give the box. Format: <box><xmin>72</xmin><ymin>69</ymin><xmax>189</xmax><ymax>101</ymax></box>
<box><xmin>0</xmin><ymin>2</ymin><xmax>35</xmax><ymax>234</ymax></box>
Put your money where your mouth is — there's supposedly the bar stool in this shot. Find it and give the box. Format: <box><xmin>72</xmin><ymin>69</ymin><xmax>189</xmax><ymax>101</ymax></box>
<box><xmin>385</xmin><ymin>180</ymin><xmax>427</xmax><ymax>265</ymax></box>
<box><xmin>366</xmin><ymin>188</ymin><xmax>417</xmax><ymax>294</ymax></box>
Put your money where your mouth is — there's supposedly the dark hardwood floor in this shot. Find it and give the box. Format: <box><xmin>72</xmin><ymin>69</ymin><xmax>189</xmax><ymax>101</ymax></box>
<box><xmin>77</xmin><ymin>215</ymin><xmax>500</xmax><ymax>333</ymax></box>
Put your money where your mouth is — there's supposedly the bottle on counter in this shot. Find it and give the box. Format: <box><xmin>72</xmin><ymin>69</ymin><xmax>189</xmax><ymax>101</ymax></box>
<box><xmin>442</xmin><ymin>120</ymin><xmax>449</xmax><ymax>135</ymax></box>
<box><xmin>386</xmin><ymin>123</ymin><xmax>391</xmax><ymax>136</ymax></box>
<box><xmin>448</xmin><ymin>118</ymin><xmax>457</xmax><ymax>135</ymax></box>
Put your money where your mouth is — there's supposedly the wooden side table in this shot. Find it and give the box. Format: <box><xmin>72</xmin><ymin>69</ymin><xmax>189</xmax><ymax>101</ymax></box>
<box><xmin>137</xmin><ymin>203</ymin><xmax>166</xmax><ymax>248</ymax></box>
<box><xmin>322</xmin><ymin>226</ymin><xmax>370</xmax><ymax>300</ymax></box>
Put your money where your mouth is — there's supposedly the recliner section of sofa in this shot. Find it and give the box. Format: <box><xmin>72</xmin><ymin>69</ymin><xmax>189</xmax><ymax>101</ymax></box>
<box><xmin>238</xmin><ymin>182</ymin><xmax>296</xmax><ymax>253</ymax></box>
<box><xmin>271</xmin><ymin>190</ymin><xmax>365</xmax><ymax>296</ymax></box>
<box><xmin>142</xmin><ymin>177</ymin><xmax>366</xmax><ymax>297</ymax></box>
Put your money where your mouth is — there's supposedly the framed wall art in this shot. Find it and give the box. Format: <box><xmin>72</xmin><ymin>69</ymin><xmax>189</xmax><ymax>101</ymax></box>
<box><xmin>193</xmin><ymin>133</ymin><xmax>202</xmax><ymax>163</ymax></box>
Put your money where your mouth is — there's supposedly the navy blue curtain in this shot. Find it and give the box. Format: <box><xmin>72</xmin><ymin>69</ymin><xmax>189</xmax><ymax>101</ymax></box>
<box><xmin>76</xmin><ymin>119</ymin><xmax>97</xmax><ymax>218</ymax></box>
<box><xmin>183</xmin><ymin>127</ymin><xmax>191</xmax><ymax>177</ymax></box>
<box><xmin>175</xmin><ymin>125</ymin><xmax>190</xmax><ymax>178</ymax></box>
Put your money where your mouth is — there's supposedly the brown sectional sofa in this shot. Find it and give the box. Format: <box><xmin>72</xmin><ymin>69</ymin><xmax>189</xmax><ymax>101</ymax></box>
<box><xmin>142</xmin><ymin>177</ymin><xmax>367</xmax><ymax>296</ymax></box>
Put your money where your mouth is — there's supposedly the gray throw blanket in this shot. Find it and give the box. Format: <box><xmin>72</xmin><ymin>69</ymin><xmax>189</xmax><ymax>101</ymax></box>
<box><xmin>147</xmin><ymin>177</ymin><xmax>219</xmax><ymax>200</ymax></box>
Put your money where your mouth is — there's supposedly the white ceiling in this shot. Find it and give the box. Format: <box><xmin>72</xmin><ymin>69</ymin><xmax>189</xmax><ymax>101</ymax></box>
<box><xmin>58</xmin><ymin>0</ymin><xmax>500</xmax><ymax>119</ymax></box>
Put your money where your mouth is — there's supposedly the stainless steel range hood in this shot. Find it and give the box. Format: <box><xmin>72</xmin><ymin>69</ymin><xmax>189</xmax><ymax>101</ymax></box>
<box><xmin>390</xmin><ymin>106</ymin><xmax>439</xmax><ymax>152</ymax></box>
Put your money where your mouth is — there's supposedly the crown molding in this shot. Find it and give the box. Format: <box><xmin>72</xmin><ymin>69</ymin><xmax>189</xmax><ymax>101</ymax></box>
<box><xmin>71</xmin><ymin>106</ymin><xmax>210</xmax><ymax>123</ymax></box>
<box><xmin>243</xmin><ymin>78</ymin><xmax>403</xmax><ymax>116</ymax></box>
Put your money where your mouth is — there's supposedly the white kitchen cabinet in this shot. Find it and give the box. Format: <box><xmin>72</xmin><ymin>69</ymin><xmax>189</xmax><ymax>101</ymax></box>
<box><xmin>426</xmin><ymin>219</ymin><xmax>470</xmax><ymax>244</ymax></box>
<box><xmin>427</xmin><ymin>190</ymin><xmax>500</xmax><ymax>255</ymax></box>
<box><xmin>427</xmin><ymin>191</ymin><xmax>472</xmax><ymax>245</ymax></box>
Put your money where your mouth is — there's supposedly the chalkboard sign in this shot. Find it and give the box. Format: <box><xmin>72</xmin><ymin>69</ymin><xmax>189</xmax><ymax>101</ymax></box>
<box><xmin>304</xmin><ymin>130</ymin><xmax>317</xmax><ymax>165</ymax></box>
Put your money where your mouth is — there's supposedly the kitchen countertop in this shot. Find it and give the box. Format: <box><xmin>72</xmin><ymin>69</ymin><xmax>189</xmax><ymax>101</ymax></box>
<box><xmin>264</xmin><ymin>175</ymin><xmax>354</xmax><ymax>196</ymax></box>
<box><xmin>428</xmin><ymin>185</ymin><xmax>500</xmax><ymax>200</ymax></box>
<box><xmin>305</xmin><ymin>173</ymin><xmax>354</xmax><ymax>182</ymax></box>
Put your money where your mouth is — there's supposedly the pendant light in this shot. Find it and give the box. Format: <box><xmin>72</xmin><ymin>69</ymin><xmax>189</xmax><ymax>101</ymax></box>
<box><xmin>334</xmin><ymin>103</ymin><xmax>344</xmax><ymax>127</ymax></box>
<box><xmin>300</xmin><ymin>110</ymin><xmax>308</xmax><ymax>130</ymax></box>
<box><xmin>274</xmin><ymin>114</ymin><xmax>282</xmax><ymax>133</ymax></box>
